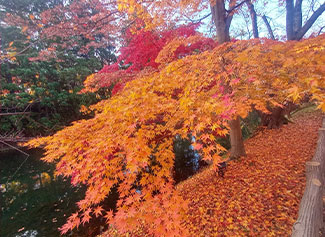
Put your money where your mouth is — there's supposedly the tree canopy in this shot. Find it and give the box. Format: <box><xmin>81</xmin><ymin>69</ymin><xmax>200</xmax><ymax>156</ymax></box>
<box><xmin>2</xmin><ymin>0</ymin><xmax>324</xmax><ymax>235</ymax></box>
<box><xmin>27</xmin><ymin>33</ymin><xmax>325</xmax><ymax>235</ymax></box>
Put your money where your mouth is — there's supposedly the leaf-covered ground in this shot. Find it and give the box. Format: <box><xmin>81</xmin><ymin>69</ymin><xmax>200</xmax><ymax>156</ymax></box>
<box><xmin>178</xmin><ymin>110</ymin><xmax>323</xmax><ymax>236</ymax></box>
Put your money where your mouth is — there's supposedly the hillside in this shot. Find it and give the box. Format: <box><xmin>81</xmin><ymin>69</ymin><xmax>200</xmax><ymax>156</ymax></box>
<box><xmin>178</xmin><ymin>110</ymin><xmax>323</xmax><ymax>236</ymax></box>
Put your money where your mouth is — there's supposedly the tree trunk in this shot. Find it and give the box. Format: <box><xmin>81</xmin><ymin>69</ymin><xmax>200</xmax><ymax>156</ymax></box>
<box><xmin>261</xmin><ymin>106</ymin><xmax>287</xmax><ymax>129</ymax></box>
<box><xmin>210</xmin><ymin>0</ymin><xmax>246</xmax><ymax>158</ymax></box>
<box><xmin>210</xmin><ymin>0</ymin><xmax>231</xmax><ymax>43</ymax></box>
<box><xmin>259</xmin><ymin>102</ymin><xmax>298</xmax><ymax>129</ymax></box>
<box><xmin>286</xmin><ymin>0</ymin><xmax>295</xmax><ymax>40</ymax></box>
<box><xmin>293</xmin><ymin>0</ymin><xmax>302</xmax><ymax>34</ymax></box>
<box><xmin>247</xmin><ymin>0</ymin><xmax>259</xmax><ymax>38</ymax></box>
<box><xmin>229</xmin><ymin>116</ymin><xmax>246</xmax><ymax>158</ymax></box>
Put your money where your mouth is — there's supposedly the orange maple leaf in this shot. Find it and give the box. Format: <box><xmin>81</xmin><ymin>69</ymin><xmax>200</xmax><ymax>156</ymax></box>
<box><xmin>104</xmin><ymin>210</ymin><xmax>113</xmax><ymax>224</ymax></box>
<box><xmin>81</xmin><ymin>208</ymin><xmax>92</xmax><ymax>224</ymax></box>
<box><xmin>94</xmin><ymin>206</ymin><xmax>104</xmax><ymax>218</ymax></box>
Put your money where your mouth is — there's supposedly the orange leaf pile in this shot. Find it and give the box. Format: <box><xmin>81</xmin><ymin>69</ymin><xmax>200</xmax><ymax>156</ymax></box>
<box><xmin>179</xmin><ymin>111</ymin><xmax>323</xmax><ymax>236</ymax></box>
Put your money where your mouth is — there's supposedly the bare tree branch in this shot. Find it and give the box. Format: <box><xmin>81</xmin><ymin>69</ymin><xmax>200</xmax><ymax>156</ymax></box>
<box><xmin>226</xmin><ymin>0</ymin><xmax>249</xmax><ymax>15</ymax></box>
<box><xmin>262</xmin><ymin>15</ymin><xmax>275</xmax><ymax>40</ymax></box>
<box><xmin>182</xmin><ymin>13</ymin><xmax>212</xmax><ymax>24</ymax></box>
<box><xmin>296</xmin><ymin>3</ymin><xmax>325</xmax><ymax>40</ymax></box>
<box><xmin>0</xmin><ymin>139</ymin><xmax>29</xmax><ymax>156</ymax></box>
<box><xmin>0</xmin><ymin>112</ymin><xmax>32</xmax><ymax>116</ymax></box>
<box><xmin>0</xmin><ymin>39</ymin><xmax>39</xmax><ymax>64</ymax></box>
<box><xmin>318</xmin><ymin>26</ymin><xmax>325</xmax><ymax>35</ymax></box>
<box><xmin>195</xmin><ymin>13</ymin><xmax>212</xmax><ymax>23</ymax></box>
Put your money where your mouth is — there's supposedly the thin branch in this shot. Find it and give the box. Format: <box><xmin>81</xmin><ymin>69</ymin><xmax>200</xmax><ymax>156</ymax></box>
<box><xmin>0</xmin><ymin>40</ymin><xmax>39</xmax><ymax>64</ymax></box>
<box><xmin>226</xmin><ymin>0</ymin><xmax>249</xmax><ymax>15</ymax></box>
<box><xmin>0</xmin><ymin>139</ymin><xmax>29</xmax><ymax>156</ymax></box>
<box><xmin>2</xmin><ymin>140</ymin><xmax>30</xmax><ymax>185</ymax></box>
<box><xmin>195</xmin><ymin>13</ymin><xmax>212</xmax><ymax>23</ymax></box>
<box><xmin>0</xmin><ymin>112</ymin><xmax>32</xmax><ymax>116</ymax></box>
<box><xmin>262</xmin><ymin>15</ymin><xmax>275</xmax><ymax>40</ymax></box>
<box><xmin>318</xmin><ymin>26</ymin><xmax>325</xmax><ymax>36</ymax></box>
<box><xmin>182</xmin><ymin>12</ymin><xmax>212</xmax><ymax>24</ymax></box>
<box><xmin>12</xmin><ymin>40</ymin><xmax>39</xmax><ymax>57</ymax></box>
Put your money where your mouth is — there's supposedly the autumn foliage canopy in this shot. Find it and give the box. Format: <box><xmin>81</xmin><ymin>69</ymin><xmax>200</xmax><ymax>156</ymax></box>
<box><xmin>82</xmin><ymin>23</ymin><xmax>217</xmax><ymax>95</ymax></box>
<box><xmin>27</xmin><ymin>30</ymin><xmax>325</xmax><ymax>235</ymax></box>
<box><xmin>19</xmin><ymin>0</ymin><xmax>325</xmax><ymax>236</ymax></box>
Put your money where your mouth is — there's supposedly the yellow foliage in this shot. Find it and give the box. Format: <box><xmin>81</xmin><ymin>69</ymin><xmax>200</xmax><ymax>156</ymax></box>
<box><xmin>25</xmin><ymin>34</ymin><xmax>325</xmax><ymax>236</ymax></box>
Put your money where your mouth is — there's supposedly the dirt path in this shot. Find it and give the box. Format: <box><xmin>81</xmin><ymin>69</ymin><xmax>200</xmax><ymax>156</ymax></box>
<box><xmin>179</xmin><ymin>110</ymin><xmax>323</xmax><ymax>236</ymax></box>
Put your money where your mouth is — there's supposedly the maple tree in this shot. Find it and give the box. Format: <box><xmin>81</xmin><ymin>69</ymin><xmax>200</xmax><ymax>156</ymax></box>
<box><xmin>17</xmin><ymin>0</ymin><xmax>325</xmax><ymax>236</ymax></box>
<box><xmin>27</xmin><ymin>32</ymin><xmax>325</xmax><ymax>235</ymax></box>
<box><xmin>83</xmin><ymin>0</ymin><xmax>248</xmax><ymax>158</ymax></box>
<box><xmin>119</xmin><ymin>0</ymin><xmax>325</xmax><ymax>157</ymax></box>
<box><xmin>258</xmin><ymin>0</ymin><xmax>325</xmax><ymax>128</ymax></box>
<box><xmin>83</xmin><ymin>23</ymin><xmax>217</xmax><ymax>95</ymax></box>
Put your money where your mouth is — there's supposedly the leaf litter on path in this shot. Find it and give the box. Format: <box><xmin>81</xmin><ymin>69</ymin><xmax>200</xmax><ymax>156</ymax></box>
<box><xmin>178</xmin><ymin>110</ymin><xmax>323</xmax><ymax>236</ymax></box>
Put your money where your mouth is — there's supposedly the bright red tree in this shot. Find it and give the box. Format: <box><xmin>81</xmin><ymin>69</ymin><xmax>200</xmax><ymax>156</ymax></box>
<box><xmin>83</xmin><ymin>23</ymin><xmax>217</xmax><ymax>95</ymax></box>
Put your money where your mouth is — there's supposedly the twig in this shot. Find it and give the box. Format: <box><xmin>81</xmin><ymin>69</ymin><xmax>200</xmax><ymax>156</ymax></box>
<box><xmin>226</xmin><ymin>0</ymin><xmax>249</xmax><ymax>14</ymax></box>
<box><xmin>0</xmin><ymin>112</ymin><xmax>32</xmax><ymax>116</ymax></box>
<box><xmin>0</xmin><ymin>139</ymin><xmax>29</xmax><ymax>156</ymax></box>
<box><xmin>318</xmin><ymin>26</ymin><xmax>325</xmax><ymax>36</ymax></box>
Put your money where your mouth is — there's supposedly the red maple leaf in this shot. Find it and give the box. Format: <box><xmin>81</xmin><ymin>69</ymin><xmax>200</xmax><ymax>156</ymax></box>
<box><xmin>104</xmin><ymin>210</ymin><xmax>113</xmax><ymax>224</ymax></box>
<box><xmin>81</xmin><ymin>208</ymin><xmax>92</xmax><ymax>224</ymax></box>
<box><xmin>94</xmin><ymin>206</ymin><xmax>104</xmax><ymax>218</ymax></box>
